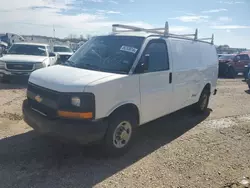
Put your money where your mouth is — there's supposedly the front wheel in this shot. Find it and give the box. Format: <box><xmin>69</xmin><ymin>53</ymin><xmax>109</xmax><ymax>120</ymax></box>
<box><xmin>103</xmin><ymin>111</ymin><xmax>137</xmax><ymax>157</ymax></box>
<box><xmin>194</xmin><ymin>89</ymin><xmax>210</xmax><ymax>113</ymax></box>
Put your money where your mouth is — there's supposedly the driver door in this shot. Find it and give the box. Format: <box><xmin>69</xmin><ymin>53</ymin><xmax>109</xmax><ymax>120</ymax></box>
<box><xmin>137</xmin><ymin>39</ymin><xmax>173</xmax><ymax>124</ymax></box>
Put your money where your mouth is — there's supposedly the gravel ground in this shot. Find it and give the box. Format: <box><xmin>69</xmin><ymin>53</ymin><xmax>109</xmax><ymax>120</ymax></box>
<box><xmin>0</xmin><ymin>78</ymin><xmax>250</xmax><ymax>188</ymax></box>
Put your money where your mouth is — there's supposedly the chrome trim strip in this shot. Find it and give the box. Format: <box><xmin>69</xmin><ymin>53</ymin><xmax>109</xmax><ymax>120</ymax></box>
<box><xmin>31</xmin><ymin>107</ymin><xmax>47</xmax><ymax>117</ymax></box>
<box><xmin>5</xmin><ymin>63</ymin><xmax>35</xmax><ymax>72</ymax></box>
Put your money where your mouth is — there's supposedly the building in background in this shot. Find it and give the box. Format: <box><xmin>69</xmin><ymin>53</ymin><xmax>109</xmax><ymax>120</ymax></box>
<box><xmin>0</xmin><ymin>33</ymin><xmax>25</xmax><ymax>46</ymax></box>
<box><xmin>216</xmin><ymin>45</ymin><xmax>248</xmax><ymax>54</ymax></box>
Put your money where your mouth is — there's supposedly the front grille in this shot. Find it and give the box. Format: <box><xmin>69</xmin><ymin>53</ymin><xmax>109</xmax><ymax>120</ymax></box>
<box><xmin>6</xmin><ymin>63</ymin><xmax>34</xmax><ymax>71</ymax></box>
<box><xmin>28</xmin><ymin>83</ymin><xmax>59</xmax><ymax>101</ymax></box>
<box><xmin>27</xmin><ymin>83</ymin><xmax>60</xmax><ymax>118</ymax></box>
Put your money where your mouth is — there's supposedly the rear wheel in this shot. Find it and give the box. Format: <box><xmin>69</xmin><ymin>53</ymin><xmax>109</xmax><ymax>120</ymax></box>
<box><xmin>194</xmin><ymin>88</ymin><xmax>210</xmax><ymax>113</ymax></box>
<box><xmin>103</xmin><ymin>111</ymin><xmax>137</xmax><ymax>157</ymax></box>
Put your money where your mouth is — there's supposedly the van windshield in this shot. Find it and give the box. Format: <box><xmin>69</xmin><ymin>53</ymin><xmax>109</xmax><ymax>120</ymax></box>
<box><xmin>66</xmin><ymin>36</ymin><xmax>144</xmax><ymax>74</ymax></box>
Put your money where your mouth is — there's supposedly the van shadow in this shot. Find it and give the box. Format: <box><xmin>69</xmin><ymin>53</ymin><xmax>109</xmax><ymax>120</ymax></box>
<box><xmin>0</xmin><ymin>78</ymin><xmax>28</xmax><ymax>90</ymax></box>
<box><xmin>0</xmin><ymin>107</ymin><xmax>210</xmax><ymax>188</ymax></box>
<box><xmin>244</xmin><ymin>90</ymin><xmax>250</xmax><ymax>94</ymax></box>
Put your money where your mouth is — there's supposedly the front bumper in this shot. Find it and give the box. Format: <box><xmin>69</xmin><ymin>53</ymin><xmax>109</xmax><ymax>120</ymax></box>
<box><xmin>22</xmin><ymin>99</ymin><xmax>108</xmax><ymax>145</ymax></box>
<box><xmin>0</xmin><ymin>69</ymin><xmax>31</xmax><ymax>79</ymax></box>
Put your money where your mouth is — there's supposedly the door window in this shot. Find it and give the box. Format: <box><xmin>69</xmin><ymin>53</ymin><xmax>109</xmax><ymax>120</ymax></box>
<box><xmin>235</xmin><ymin>54</ymin><xmax>250</xmax><ymax>61</ymax></box>
<box><xmin>142</xmin><ymin>41</ymin><xmax>169</xmax><ymax>72</ymax></box>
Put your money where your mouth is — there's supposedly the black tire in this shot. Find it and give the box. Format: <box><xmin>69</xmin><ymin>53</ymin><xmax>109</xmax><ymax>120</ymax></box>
<box><xmin>227</xmin><ymin>66</ymin><xmax>236</xmax><ymax>78</ymax></box>
<box><xmin>244</xmin><ymin>67</ymin><xmax>249</xmax><ymax>81</ymax></box>
<box><xmin>103</xmin><ymin>111</ymin><xmax>137</xmax><ymax>157</ymax></box>
<box><xmin>194</xmin><ymin>88</ymin><xmax>210</xmax><ymax>113</ymax></box>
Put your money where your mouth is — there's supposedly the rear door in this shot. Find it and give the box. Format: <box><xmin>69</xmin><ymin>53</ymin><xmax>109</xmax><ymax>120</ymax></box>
<box><xmin>137</xmin><ymin>39</ymin><xmax>173</xmax><ymax>124</ymax></box>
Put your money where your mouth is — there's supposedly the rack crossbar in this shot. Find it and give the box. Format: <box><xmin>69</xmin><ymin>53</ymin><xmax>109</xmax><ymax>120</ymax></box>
<box><xmin>112</xmin><ymin>22</ymin><xmax>214</xmax><ymax>44</ymax></box>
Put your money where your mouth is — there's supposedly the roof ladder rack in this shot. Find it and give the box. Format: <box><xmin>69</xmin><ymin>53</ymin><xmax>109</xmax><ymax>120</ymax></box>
<box><xmin>112</xmin><ymin>21</ymin><xmax>214</xmax><ymax>44</ymax></box>
<box><xmin>199</xmin><ymin>34</ymin><xmax>214</xmax><ymax>44</ymax></box>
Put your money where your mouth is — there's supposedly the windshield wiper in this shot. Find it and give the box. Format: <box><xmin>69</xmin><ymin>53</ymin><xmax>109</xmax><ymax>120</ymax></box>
<box><xmin>82</xmin><ymin>63</ymin><xmax>101</xmax><ymax>71</ymax></box>
<box><xmin>105</xmin><ymin>69</ymin><xmax>127</xmax><ymax>74</ymax></box>
<box><xmin>64</xmin><ymin>60</ymin><xmax>76</xmax><ymax>66</ymax></box>
<box><xmin>84</xmin><ymin>64</ymin><xmax>128</xmax><ymax>74</ymax></box>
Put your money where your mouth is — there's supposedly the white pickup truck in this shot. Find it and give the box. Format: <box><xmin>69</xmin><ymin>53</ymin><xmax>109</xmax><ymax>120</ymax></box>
<box><xmin>0</xmin><ymin>42</ymin><xmax>57</xmax><ymax>82</ymax></box>
<box><xmin>22</xmin><ymin>23</ymin><xmax>218</xmax><ymax>156</ymax></box>
<box><xmin>53</xmin><ymin>45</ymin><xmax>73</xmax><ymax>64</ymax></box>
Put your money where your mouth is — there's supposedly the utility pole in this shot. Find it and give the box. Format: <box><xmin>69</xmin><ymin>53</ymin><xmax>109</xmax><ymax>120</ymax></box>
<box><xmin>53</xmin><ymin>25</ymin><xmax>55</xmax><ymax>39</ymax></box>
<box><xmin>52</xmin><ymin>24</ymin><xmax>55</xmax><ymax>47</ymax></box>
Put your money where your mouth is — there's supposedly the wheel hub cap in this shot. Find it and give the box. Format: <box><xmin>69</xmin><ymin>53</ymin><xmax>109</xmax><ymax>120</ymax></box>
<box><xmin>113</xmin><ymin>121</ymin><xmax>132</xmax><ymax>149</ymax></box>
<box><xmin>120</xmin><ymin>130</ymin><xmax>129</xmax><ymax>140</ymax></box>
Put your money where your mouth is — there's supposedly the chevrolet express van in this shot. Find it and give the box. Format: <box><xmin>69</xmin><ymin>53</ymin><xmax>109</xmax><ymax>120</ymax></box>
<box><xmin>22</xmin><ymin>23</ymin><xmax>218</xmax><ymax>156</ymax></box>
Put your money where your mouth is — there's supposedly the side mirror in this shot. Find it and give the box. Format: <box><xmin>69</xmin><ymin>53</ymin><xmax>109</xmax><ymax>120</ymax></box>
<box><xmin>135</xmin><ymin>54</ymin><xmax>150</xmax><ymax>73</ymax></box>
<box><xmin>49</xmin><ymin>52</ymin><xmax>55</xmax><ymax>57</ymax></box>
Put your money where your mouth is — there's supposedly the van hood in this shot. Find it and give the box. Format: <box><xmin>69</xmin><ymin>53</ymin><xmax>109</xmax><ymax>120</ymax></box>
<box><xmin>0</xmin><ymin>54</ymin><xmax>48</xmax><ymax>63</ymax></box>
<box><xmin>29</xmin><ymin>65</ymin><xmax>116</xmax><ymax>92</ymax></box>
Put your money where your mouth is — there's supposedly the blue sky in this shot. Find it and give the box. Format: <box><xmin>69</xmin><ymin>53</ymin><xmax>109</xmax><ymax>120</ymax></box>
<box><xmin>0</xmin><ymin>0</ymin><xmax>249</xmax><ymax>48</ymax></box>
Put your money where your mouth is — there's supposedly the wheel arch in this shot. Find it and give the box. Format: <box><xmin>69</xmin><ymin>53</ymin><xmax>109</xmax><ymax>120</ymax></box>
<box><xmin>107</xmin><ymin>103</ymin><xmax>140</xmax><ymax>125</ymax></box>
<box><xmin>204</xmin><ymin>82</ymin><xmax>211</xmax><ymax>93</ymax></box>
<box><xmin>198</xmin><ymin>82</ymin><xmax>212</xmax><ymax>99</ymax></box>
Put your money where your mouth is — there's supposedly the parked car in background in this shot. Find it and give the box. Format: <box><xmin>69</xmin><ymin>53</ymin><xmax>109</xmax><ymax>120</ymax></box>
<box><xmin>0</xmin><ymin>42</ymin><xmax>57</xmax><ymax>82</ymax></box>
<box><xmin>22</xmin><ymin>23</ymin><xmax>218</xmax><ymax>156</ymax></box>
<box><xmin>243</xmin><ymin>64</ymin><xmax>250</xmax><ymax>81</ymax></box>
<box><xmin>0</xmin><ymin>41</ymin><xmax>8</xmax><ymax>57</ymax></box>
<box><xmin>53</xmin><ymin>45</ymin><xmax>73</xmax><ymax>64</ymax></box>
<box><xmin>218</xmin><ymin>54</ymin><xmax>236</xmax><ymax>78</ymax></box>
<box><xmin>233</xmin><ymin>52</ymin><xmax>250</xmax><ymax>74</ymax></box>
<box><xmin>218</xmin><ymin>52</ymin><xmax>250</xmax><ymax>78</ymax></box>
<box><xmin>218</xmin><ymin>54</ymin><xmax>223</xmax><ymax>58</ymax></box>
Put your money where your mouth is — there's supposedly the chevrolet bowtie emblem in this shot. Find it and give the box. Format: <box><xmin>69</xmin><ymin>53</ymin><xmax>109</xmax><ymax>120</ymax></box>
<box><xmin>35</xmin><ymin>95</ymin><xmax>42</xmax><ymax>103</ymax></box>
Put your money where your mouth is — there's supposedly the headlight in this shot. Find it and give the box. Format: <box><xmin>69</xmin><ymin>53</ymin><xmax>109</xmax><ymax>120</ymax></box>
<box><xmin>0</xmin><ymin>61</ymin><xmax>5</xmax><ymax>69</ymax></box>
<box><xmin>57</xmin><ymin>93</ymin><xmax>95</xmax><ymax>120</ymax></box>
<box><xmin>34</xmin><ymin>62</ymin><xmax>46</xmax><ymax>69</ymax></box>
<box><xmin>71</xmin><ymin>96</ymin><xmax>81</xmax><ymax>107</ymax></box>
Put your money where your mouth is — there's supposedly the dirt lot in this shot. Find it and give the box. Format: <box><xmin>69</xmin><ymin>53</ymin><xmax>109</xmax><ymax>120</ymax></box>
<box><xmin>0</xmin><ymin>78</ymin><xmax>250</xmax><ymax>188</ymax></box>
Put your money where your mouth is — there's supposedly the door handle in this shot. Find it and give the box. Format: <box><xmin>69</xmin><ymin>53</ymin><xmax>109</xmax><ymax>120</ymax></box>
<box><xmin>169</xmin><ymin>72</ymin><xmax>172</xmax><ymax>84</ymax></box>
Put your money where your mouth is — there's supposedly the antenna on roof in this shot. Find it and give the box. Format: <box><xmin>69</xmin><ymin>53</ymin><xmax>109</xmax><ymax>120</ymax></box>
<box><xmin>112</xmin><ymin>21</ymin><xmax>214</xmax><ymax>44</ymax></box>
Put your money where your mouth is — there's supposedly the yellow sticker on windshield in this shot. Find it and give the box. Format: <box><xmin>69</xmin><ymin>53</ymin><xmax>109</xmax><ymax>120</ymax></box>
<box><xmin>120</xmin><ymin>46</ymin><xmax>138</xmax><ymax>54</ymax></box>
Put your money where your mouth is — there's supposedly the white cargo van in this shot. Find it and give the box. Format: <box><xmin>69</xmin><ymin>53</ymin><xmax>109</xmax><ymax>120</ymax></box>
<box><xmin>22</xmin><ymin>22</ymin><xmax>218</xmax><ymax>156</ymax></box>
